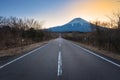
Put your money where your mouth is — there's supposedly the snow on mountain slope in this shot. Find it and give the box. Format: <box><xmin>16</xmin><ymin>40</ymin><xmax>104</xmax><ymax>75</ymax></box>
<box><xmin>69</xmin><ymin>18</ymin><xmax>88</xmax><ymax>25</ymax></box>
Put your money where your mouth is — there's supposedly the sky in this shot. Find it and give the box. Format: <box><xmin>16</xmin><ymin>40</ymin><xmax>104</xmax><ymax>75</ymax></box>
<box><xmin>0</xmin><ymin>0</ymin><xmax>120</xmax><ymax>28</ymax></box>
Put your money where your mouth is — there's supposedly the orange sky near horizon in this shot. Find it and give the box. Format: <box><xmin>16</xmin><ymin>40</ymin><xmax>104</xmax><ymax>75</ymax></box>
<box><xmin>36</xmin><ymin>0</ymin><xmax>120</xmax><ymax>28</ymax></box>
<box><xmin>68</xmin><ymin>0</ymin><xmax>120</xmax><ymax>21</ymax></box>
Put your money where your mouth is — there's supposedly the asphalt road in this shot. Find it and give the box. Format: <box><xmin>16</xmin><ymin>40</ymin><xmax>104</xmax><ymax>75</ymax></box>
<box><xmin>0</xmin><ymin>38</ymin><xmax>120</xmax><ymax>80</ymax></box>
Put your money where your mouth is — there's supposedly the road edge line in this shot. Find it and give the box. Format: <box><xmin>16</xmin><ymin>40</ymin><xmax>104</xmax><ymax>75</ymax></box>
<box><xmin>71</xmin><ymin>42</ymin><xmax>120</xmax><ymax>68</ymax></box>
<box><xmin>0</xmin><ymin>44</ymin><xmax>48</xmax><ymax>69</ymax></box>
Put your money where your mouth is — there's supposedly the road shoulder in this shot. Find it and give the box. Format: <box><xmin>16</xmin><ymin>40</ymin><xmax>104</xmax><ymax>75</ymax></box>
<box><xmin>0</xmin><ymin>41</ymin><xmax>49</xmax><ymax>64</ymax></box>
<box><xmin>70</xmin><ymin>41</ymin><xmax>120</xmax><ymax>64</ymax></box>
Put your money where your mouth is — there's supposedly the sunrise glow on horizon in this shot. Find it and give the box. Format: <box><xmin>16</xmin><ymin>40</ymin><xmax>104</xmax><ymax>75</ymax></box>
<box><xmin>0</xmin><ymin>0</ymin><xmax>120</xmax><ymax>28</ymax></box>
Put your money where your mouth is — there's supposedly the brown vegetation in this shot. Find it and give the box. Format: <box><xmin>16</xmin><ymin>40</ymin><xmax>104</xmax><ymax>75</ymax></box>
<box><xmin>63</xmin><ymin>28</ymin><xmax>120</xmax><ymax>53</ymax></box>
<box><xmin>0</xmin><ymin>41</ymin><xmax>48</xmax><ymax>57</ymax></box>
<box><xmin>0</xmin><ymin>16</ymin><xmax>54</xmax><ymax>50</ymax></box>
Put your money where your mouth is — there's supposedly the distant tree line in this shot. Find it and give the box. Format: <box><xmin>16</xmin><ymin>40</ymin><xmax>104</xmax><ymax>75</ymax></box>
<box><xmin>0</xmin><ymin>16</ymin><xmax>53</xmax><ymax>50</ymax></box>
<box><xmin>63</xmin><ymin>11</ymin><xmax>120</xmax><ymax>53</ymax></box>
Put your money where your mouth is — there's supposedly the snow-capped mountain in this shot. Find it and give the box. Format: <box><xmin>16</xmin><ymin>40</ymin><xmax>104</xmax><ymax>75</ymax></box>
<box><xmin>68</xmin><ymin>18</ymin><xmax>88</xmax><ymax>26</ymax></box>
<box><xmin>48</xmin><ymin>18</ymin><xmax>93</xmax><ymax>32</ymax></box>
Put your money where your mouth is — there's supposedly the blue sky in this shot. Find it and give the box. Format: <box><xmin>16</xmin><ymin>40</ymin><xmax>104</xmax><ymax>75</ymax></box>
<box><xmin>0</xmin><ymin>0</ymin><xmax>77</xmax><ymax>28</ymax></box>
<box><xmin>0</xmin><ymin>0</ymin><xmax>119</xmax><ymax>28</ymax></box>
<box><xmin>0</xmin><ymin>0</ymin><xmax>72</xmax><ymax>17</ymax></box>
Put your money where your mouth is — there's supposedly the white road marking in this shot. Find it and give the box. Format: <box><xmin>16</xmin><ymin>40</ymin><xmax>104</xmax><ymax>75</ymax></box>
<box><xmin>0</xmin><ymin>44</ymin><xmax>48</xmax><ymax>69</ymax></box>
<box><xmin>72</xmin><ymin>42</ymin><xmax>120</xmax><ymax>68</ymax></box>
<box><xmin>57</xmin><ymin>39</ymin><xmax>62</xmax><ymax>76</ymax></box>
<box><xmin>57</xmin><ymin>51</ymin><xmax>62</xmax><ymax>76</ymax></box>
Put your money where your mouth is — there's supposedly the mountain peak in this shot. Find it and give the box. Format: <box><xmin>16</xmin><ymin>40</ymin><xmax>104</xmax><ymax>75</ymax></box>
<box><xmin>71</xmin><ymin>18</ymin><xmax>83</xmax><ymax>21</ymax></box>
<box><xmin>68</xmin><ymin>18</ymin><xmax>88</xmax><ymax>25</ymax></box>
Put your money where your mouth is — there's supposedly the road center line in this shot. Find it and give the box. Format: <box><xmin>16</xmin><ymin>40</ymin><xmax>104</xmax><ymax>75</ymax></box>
<box><xmin>71</xmin><ymin>42</ymin><xmax>120</xmax><ymax>68</ymax></box>
<box><xmin>0</xmin><ymin>44</ymin><xmax>48</xmax><ymax>69</ymax></box>
<box><xmin>57</xmin><ymin>51</ymin><xmax>62</xmax><ymax>76</ymax></box>
<box><xmin>57</xmin><ymin>39</ymin><xmax>62</xmax><ymax>77</ymax></box>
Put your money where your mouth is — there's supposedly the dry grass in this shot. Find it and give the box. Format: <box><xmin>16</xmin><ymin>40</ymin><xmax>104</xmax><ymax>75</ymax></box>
<box><xmin>0</xmin><ymin>41</ymin><xmax>48</xmax><ymax>57</ymax></box>
<box><xmin>74</xmin><ymin>42</ymin><xmax>120</xmax><ymax>61</ymax></box>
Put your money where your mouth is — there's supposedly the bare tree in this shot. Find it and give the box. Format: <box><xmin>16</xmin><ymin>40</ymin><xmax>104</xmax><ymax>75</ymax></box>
<box><xmin>107</xmin><ymin>10</ymin><xmax>120</xmax><ymax>29</ymax></box>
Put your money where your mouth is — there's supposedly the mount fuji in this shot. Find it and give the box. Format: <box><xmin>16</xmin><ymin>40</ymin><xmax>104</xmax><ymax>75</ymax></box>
<box><xmin>48</xmin><ymin>18</ymin><xmax>94</xmax><ymax>32</ymax></box>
